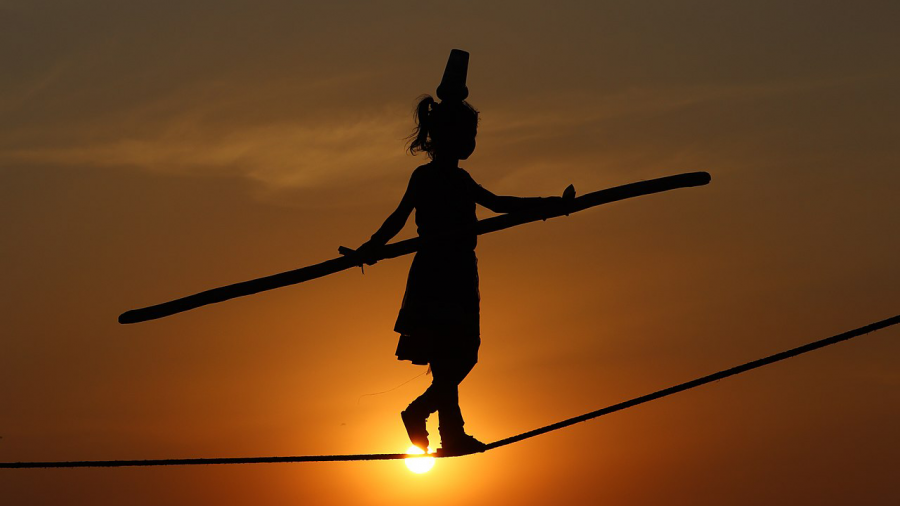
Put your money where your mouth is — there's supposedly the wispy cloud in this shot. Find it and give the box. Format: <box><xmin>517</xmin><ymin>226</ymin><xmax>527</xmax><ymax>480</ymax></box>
<box><xmin>485</xmin><ymin>75</ymin><xmax>874</xmax><ymax>140</ymax></box>
<box><xmin>0</xmin><ymin>73</ymin><xmax>874</xmax><ymax>196</ymax></box>
<box><xmin>2</xmin><ymin>113</ymin><xmax>409</xmax><ymax>188</ymax></box>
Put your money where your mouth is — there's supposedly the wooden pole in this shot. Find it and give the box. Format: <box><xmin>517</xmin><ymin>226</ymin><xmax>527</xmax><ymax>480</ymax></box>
<box><xmin>118</xmin><ymin>171</ymin><xmax>711</xmax><ymax>324</ymax></box>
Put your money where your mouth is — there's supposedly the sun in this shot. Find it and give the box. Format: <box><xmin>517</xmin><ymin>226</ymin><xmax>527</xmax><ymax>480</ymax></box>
<box><xmin>404</xmin><ymin>446</ymin><xmax>435</xmax><ymax>474</ymax></box>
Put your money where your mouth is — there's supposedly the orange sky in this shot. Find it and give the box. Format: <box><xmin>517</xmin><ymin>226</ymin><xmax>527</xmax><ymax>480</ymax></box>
<box><xmin>1</xmin><ymin>1</ymin><xmax>899</xmax><ymax>505</ymax></box>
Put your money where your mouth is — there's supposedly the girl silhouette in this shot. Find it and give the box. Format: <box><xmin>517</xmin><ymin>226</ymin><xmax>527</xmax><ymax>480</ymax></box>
<box><xmin>356</xmin><ymin>51</ymin><xmax>563</xmax><ymax>455</ymax></box>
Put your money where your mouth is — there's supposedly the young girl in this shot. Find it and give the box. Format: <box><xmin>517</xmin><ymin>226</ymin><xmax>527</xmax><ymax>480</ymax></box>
<box><xmin>356</xmin><ymin>93</ymin><xmax>561</xmax><ymax>456</ymax></box>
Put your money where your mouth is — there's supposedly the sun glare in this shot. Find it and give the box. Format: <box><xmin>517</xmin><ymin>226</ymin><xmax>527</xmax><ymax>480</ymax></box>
<box><xmin>404</xmin><ymin>446</ymin><xmax>435</xmax><ymax>474</ymax></box>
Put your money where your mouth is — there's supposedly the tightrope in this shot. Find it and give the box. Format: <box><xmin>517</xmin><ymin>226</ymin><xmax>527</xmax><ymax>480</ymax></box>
<box><xmin>3</xmin><ymin>313</ymin><xmax>897</xmax><ymax>469</ymax></box>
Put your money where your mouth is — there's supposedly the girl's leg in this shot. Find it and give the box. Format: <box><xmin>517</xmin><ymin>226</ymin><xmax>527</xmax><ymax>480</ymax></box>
<box><xmin>405</xmin><ymin>383</ymin><xmax>439</xmax><ymax>415</ymax></box>
<box><xmin>405</xmin><ymin>335</ymin><xmax>479</xmax><ymax>416</ymax></box>
<box><xmin>429</xmin><ymin>350</ymin><xmax>477</xmax><ymax>436</ymax></box>
<box><xmin>430</xmin><ymin>337</ymin><xmax>485</xmax><ymax>454</ymax></box>
<box><xmin>402</xmin><ymin>373</ymin><xmax>440</xmax><ymax>451</ymax></box>
<box><xmin>402</xmin><ymin>337</ymin><xmax>481</xmax><ymax>452</ymax></box>
<box><xmin>402</xmin><ymin>356</ymin><xmax>473</xmax><ymax>451</ymax></box>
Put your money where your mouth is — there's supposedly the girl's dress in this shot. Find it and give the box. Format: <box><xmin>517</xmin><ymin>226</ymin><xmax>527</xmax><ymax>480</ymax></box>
<box><xmin>394</xmin><ymin>162</ymin><xmax>481</xmax><ymax>365</ymax></box>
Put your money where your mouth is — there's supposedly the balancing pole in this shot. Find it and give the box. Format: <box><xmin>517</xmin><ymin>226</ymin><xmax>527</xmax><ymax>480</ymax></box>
<box><xmin>118</xmin><ymin>171</ymin><xmax>710</xmax><ymax>324</ymax></box>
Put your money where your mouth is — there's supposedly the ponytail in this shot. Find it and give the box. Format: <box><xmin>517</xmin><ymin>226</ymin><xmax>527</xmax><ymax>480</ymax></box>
<box><xmin>406</xmin><ymin>94</ymin><xmax>478</xmax><ymax>158</ymax></box>
<box><xmin>407</xmin><ymin>95</ymin><xmax>437</xmax><ymax>157</ymax></box>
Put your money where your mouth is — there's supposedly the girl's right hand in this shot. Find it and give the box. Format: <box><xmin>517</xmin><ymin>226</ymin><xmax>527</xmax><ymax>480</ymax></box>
<box><xmin>354</xmin><ymin>241</ymin><xmax>381</xmax><ymax>265</ymax></box>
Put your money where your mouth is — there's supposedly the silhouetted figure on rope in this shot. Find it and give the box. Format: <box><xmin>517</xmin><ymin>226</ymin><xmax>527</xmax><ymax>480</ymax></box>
<box><xmin>354</xmin><ymin>50</ymin><xmax>567</xmax><ymax>456</ymax></box>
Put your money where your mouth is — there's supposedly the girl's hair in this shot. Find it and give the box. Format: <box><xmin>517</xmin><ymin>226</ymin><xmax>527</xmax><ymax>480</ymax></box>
<box><xmin>407</xmin><ymin>95</ymin><xmax>479</xmax><ymax>158</ymax></box>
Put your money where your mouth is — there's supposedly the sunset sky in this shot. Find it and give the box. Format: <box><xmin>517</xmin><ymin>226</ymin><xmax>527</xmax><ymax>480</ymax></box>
<box><xmin>2</xmin><ymin>1</ymin><xmax>899</xmax><ymax>504</ymax></box>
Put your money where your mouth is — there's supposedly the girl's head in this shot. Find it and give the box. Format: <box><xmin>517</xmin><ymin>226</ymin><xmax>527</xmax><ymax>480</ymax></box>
<box><xmin>408</xmin><ymin>95</ymin><xmax>479</xmax><ymax>161</ymax></box>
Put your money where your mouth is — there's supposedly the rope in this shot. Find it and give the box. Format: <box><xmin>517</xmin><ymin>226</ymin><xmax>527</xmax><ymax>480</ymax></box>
<box><xmin>3</xmin><ymin>313</ymin><xmax>897</xmax><ymax>469</ymax></box>
<box><xmin>486</xmin><ymin>313</ymin><xmax>899</xmax><ymax>450</ymax></box>
<box><xmin>0</xmin><ymin>453</ymin><xmax>413</xmax><ymax>469</ymax></box>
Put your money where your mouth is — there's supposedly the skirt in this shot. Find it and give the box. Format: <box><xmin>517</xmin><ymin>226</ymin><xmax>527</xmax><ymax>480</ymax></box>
<box><xmin>394</xmin><ymin>249</ymin><xmax>480</xmax><ymax>365</ymax></box>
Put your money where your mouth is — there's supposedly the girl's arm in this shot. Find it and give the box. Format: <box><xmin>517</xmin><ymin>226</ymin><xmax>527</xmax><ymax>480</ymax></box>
<box><xmin>369</xmin><ymin>191</ymin><xmax>415</xmax><ymax>246</ymax></box>
<box><xmin>472</xmin><ymin>183</ymin><xmax>560</xmax><ymax>214</ymax></box>
<box><xmin>354</xmin><ymin>173</ymin><xmax>417</xmax><ymax>262</ymax></box>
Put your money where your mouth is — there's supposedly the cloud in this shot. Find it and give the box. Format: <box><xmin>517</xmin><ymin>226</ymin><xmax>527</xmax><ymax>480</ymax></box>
<box><xmin>0</xmin><ymin>71</ymin><xmax>873</xmax><ymax>199</ymax></box>
<box><xmin>1</xmin><ymin>105</ymin><xmax>413</xmax><ymax>190</ymax></box>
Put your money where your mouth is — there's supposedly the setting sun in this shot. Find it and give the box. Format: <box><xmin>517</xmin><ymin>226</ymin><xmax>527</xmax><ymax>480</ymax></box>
<box><xmin>404</xmin><ymin>446</ymin><xmax>436</xmax><ymax>474</ymax></box>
